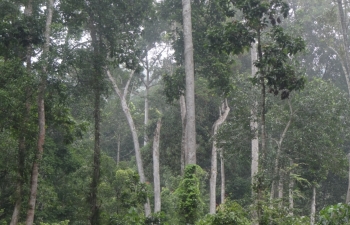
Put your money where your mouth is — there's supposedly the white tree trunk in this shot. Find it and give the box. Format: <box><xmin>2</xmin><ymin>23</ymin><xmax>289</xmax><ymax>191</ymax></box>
<box><xmin>288</xmin><ymin>159</ymin><xmax>294</xmax><ymax>216</ymax></box>
<box><xmin>210</xmin><ymin>100</ymin><xmax>230</xmax><ymax>214</ymax></box>
<box><xmin>180</xmin><ymin>95</ymin><xmax>187</xmax><ymax>175</ymax></box>
<box><xmin>153</xmin><ymin>119</ymin><xmax>162</xmax><ymax>213</ymax></box>
<box><xmin>251</xmin><ymin>41</ymin><xmax>259</xmax><ymax>225</ymax></box>
<box><xmin>346</xmin><ymin>154</ymin><xmax>350</xmax><ymax>203</ymax></box>
<box><xmin>220</xmin><ymin>148</ymin><xmax>225</xmax><ymax>205</ymax></box>
<box><xmin>106</xmin><ymin>69</ymin><xmax>151</xmax><ymax>216</ymax></box>
<box><xmin>182</xmin><ymin>0</ymin><xmax>196</xmax><ymax>165</ymax></box>
<box><xmin>277</xmin><ymin>171</ymin><xmax>284</xmax><ymax>208</ymax></box>
<box><xmin>310</xmin><ymin>186</ymin><xmax>316</xmax><ymax>225</ymax></box>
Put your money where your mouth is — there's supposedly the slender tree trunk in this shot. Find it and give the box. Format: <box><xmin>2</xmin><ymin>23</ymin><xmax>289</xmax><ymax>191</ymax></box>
<box><xmin>106</xmin><ymin>69</ymin><xmax>151</xmax><ymax>216</ymax></box>
<box><xmin>288</xmin><ymin>159</ymin><xmax>294</xmax><ymax>216</ymax></box>
<box><xmin>271</xmin><ymin>100</ymin><xmax>293</xmax><ymax>201</ymax></box>
<box><xmin>25</xmin><ymin>1</ymin><xmax>53</xmax><ymax>224</ymax></box>
<box><xmin>210</xmin><ymin>100</ymin><xmax>230</xmax><ymax>214</ymax></box>
<box><xmin>346</xmin><ymin>153</ymin><xmax>350</xmax><ymax>203</ymax></box>
<box><xmin>182</xmin><ymin>0</ymin><xmax>196</xmax><ymax>165</ymax></box>
<box><xmin>116</xmin><ymin>134</ymin><xmax>120</xmax><ymax>165</ymax></box>
<box><xmin>180</xmin><ymin>95</ymin><xmax>187</xmax><ymax>175</ymax></box>
<box><xmin>277</xmin><ymin>171</ymin><xmax>284</xmax><ymax>208</ymax></box>
<box><xmin>11</xmin><ymin>1</ymin><xmax>33</xmax><ymax>224</ymax></box>
<box><xmin>250</xmin><ymin>41</ymin><xmax>259</xmax><ymax>225</ymax></box>
<box><xmin>144</xmin><ymin>53</ymin><xmax>150</xmax><ymax>146</ymax></box>
<box><xmin>310</xmin><ymin>185</ymin><xmax>316</xmax><ymax>225</ymax></box>
<box><xmin>153</xmin><ymin>119</ymin><xmax>162</xmax><ymax>213</ymax></box>
<box><xmin>220</xmin><ymin>148</ymin><xmax>225</xmax><ymax>205</ymax></box>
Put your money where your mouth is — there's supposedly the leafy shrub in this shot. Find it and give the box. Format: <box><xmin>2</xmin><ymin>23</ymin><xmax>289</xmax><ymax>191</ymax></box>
<box><xmin>318</xmin><ymin>203</ymin><xmax>350</xmax><ymax>225</ymax></box>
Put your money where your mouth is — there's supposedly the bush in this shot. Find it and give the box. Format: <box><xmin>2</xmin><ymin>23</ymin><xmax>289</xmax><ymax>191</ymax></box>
<box><xmin>318</xmin><ymin>203</ymin><xmax>350</xmax><ymax>225</ymax></box>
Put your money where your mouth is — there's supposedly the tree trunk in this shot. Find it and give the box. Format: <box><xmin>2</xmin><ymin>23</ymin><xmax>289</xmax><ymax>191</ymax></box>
<box><xmin>11</xmin><ymin>1</ymin><xmax>33</xmax><ymax>224</ymax></box>
<box><xmin>182</xmin><ymin>0</ymin><xmax>196</xmax><ymax>165</ymax></box>
<box><xmin>144</xmin><ymin>53</ymin><xmax>150</xmax><ymax>146</ymax></box>
<box><xmin>210</xmin><ymin>100</ymin><xmax>230</xmax><ymax>214</ymax></box>
<box><xmin>271</xmin><ymin>100</ymin><xmax>293</xmax><ymax>201</ymax></box>
<box><xmin>288</xmin><ymin>159</ymin><xmax>294</xmax><ymax>216</ymax></box>
<box><xmin>250</xmin><ymin>41</ymin><xmax>259</xmax><ymax>225</ymax></box>
<box><xmin>277</xmin><ymin>170</ymin><xmax>284</xmax><ymax>208</ymax></box>
<box><xmin>220</xmin><ymin>148</ymin><xmax>225</xmax><ymax>205</ymax></box>
<box><xmin>180</xmin><ymin>95</ymin><xmax>187</xmax><ymax>175</ymax></box>
<box><xmin>25</xmin><ymin>1</ymin><xmax>53</xmax><ymax>224</ymax></box>
<box><xmin>116</xmin><ymin>134</ymin><xmax>120</xmax><ymax>165</ymax></box>
<box><xmin>310</xmin><ymin>185</ymin><xmax>316</xmax><ymax>225</ymax></box>
<box><xmin>153</xmin><ymin>119</ymin><xmax>162</xmax><ymax>213</ymax></box>
<box><xmin>346</xmin><ymin>153</ymin><xmax>350</xmax><ymax>203</ymax></box>
<box><xmin>106</xmin><ymin>69</ymin><xmax>151</xmax><ymax>216</ymax></box>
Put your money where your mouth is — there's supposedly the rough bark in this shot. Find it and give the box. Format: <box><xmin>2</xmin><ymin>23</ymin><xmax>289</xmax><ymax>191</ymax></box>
<box><xmin>106</xmin><ymin>69</ymin><xmax>151</xmax><ymax>216</ymax></box>
<box><xmin>182</xmin><ymin>0</ymin><xmax>196</xmax><ymax>165</ymax></box>
<box><xmin>250</xmin><ymin>41</ymin><xmax>259</xmax><ymax>225</ymax></box>
<box><xmin>180</xmin><ymin>95</ymin><xmax>187</xmax><ymax>175</ymax></box>
<box><xmin>210</xmin><ymin>100</ymin><xmax>230</xmax><ymax>214</ymax></box>
<box><xmin>153</xmin><ymin>119</ymin><xmax>162</xmax><ymax>213</ymax></box>
<box><xmin>310</xmin><ymin>185</ymin><xmax>316</xmax><ymax>225</ymax></box>
<box><xmin>25</xmin><ymin>1</ymin><xmax>53</xmax><ymax>224</ymax></box>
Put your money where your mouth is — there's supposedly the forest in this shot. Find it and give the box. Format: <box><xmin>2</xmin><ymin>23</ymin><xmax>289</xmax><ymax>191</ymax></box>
<box><xmin>1</xmin><ymin>0</ymin><xmax>350</xmax><ymax>224</ymax></box>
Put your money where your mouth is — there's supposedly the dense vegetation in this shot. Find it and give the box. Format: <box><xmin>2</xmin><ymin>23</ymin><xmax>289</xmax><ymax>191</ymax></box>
<box><xmin>1</xmin><ymin>0</ymin><xmax>350</xmax><ymax>224</ymax></box>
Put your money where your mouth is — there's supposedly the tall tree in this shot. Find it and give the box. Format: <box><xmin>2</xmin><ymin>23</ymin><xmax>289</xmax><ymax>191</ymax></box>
<box><xmin>106</xmin><ymin>69</ymin><xmax>151</xmax><ymax>216</ymax></box>
<box><xmin>26</xmin><ymin>0</ymin><xmax>54</xmax><ymax>224</ymax></box>
<box><xmin>182</xmin><ymin>0</ymin><xmax>196</xmax><ymax>165</ymax></box>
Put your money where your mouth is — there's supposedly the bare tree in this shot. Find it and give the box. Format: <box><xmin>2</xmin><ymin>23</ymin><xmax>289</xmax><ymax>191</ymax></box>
<box><xmin>210</xmin><ymin>100</ymin><xmax>230</xmax><ymax>214</ymax></box>
<box><xmin>106</xmin><ymin>69</ymin><xmax>151</xmax><ymax>216</ymax></box>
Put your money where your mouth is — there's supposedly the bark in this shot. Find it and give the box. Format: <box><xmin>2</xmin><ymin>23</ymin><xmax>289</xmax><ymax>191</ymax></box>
<box><xmin>106</xmin><ymin>69</ymin><xmax>151</xmax><ymax>216</ymax></box>
<box><xmin>210</xmin><ymin>100</ymin><xmax>230</xmax><ymax>214</ymax></box>
<box><xmin>25</xmin><ymin>1</ymin><xmax>53</xmax><ymax>224</ymax></box>
<box><xmin>250</xmin><ymin>41</ymin><xmax>259</xmax><ymax>225</ymax></box>
<box><xmin>220</xmin><ymin>148</ymin><xmax>225</xmax><ymax>205</ymax></box>
<box><xmin>180</xmin><ymin>95</ymin><xmax>187</xmax><ymax>175</ymax></box>
<box><xmin>310</xmin><ymin>185</ymin><xmax>316</xmax><ymax>225</ymax></box>
<box><xmin>182</xmin><ymin>0</ymin><xmax>196</xmax><ymax>164</ymax></box>
<box><xmin>346</xmin><ymin>153</ymin><xmax>350</xmax><ymax>203</ymax></box>
<box><xmin>11</xmin><ymin>1</ymin><xmax>33</xmax><ymax>223</ymax></box>
<box><xmin>288</xmin><ymin>159</ymin><xmax>294</xmax><ymax>216</ymax></box>
<box><xmin>153</xmin><ymin>119</ymin><xmax>162</xmax><ymax>213</ymax></box>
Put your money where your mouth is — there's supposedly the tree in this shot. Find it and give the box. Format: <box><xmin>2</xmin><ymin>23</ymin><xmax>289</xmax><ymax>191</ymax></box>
<box><xmin>207</xmin><ymin>1</ymin><xmax>305</xmax><ymax>223</ymax></box>
<box><xmin>210</xmin><ymin>99</ymin><xmax>230</xmax><ymax>214</ymax></box>
<box><xmin>182</xmin><ymin>0</ymin><xmax>196</xmax><ymax>165</ymax></box>
<box><xmin>26</xmin><ymin>1</ymin><xmax>54</xmax><ymax>224</ymax></box>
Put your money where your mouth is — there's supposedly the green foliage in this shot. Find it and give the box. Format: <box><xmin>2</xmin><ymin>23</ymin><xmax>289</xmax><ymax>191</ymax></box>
<box><xmin>175</xmin><ymin>164</ymin><xmax>204</xmax><ymax>224</ymax></box>
<box><xmin>318</xmin><ymin>203</ymin><xmax>350</xmax><ymax>225</ymax></box>
<box><xmin>39</xmin><ymin>220</ymin><xmax>70</xmax><ymax>225</ymax></box>
<box><xmin>196</xmin><ymin>201</ymin><xmax>250</xmax><ymax>225</ymax></box>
